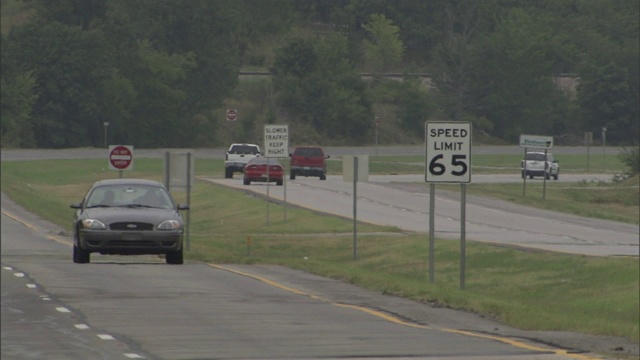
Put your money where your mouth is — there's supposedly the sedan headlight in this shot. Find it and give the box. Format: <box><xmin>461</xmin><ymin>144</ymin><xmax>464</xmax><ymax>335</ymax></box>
<box><xmin>158</xmin><ymin>220</ymin><xmax>181</xmax><ymax>230</ymax></box>
<box><xmin>81</xmin><ymin>219</ymin><xmax>107</xmax><ymax>230</ymax></box>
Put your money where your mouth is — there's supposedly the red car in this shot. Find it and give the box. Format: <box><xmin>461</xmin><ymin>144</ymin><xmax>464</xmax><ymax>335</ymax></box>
<box><xmin>243</xmin><ymin>157</ymin><xmax>284</xmax><ymax>186</ymax></box>
<box><xmin>289</xmin><ymin>146</ymin><xmax>329</xmax><ymax>180</ymax></box>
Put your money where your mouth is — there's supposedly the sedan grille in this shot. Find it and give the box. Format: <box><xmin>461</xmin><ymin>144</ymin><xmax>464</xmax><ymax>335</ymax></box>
<box><xmin>110</xmin><ymin>222</ymin><xmax>154</xmax><ymax>231</ymax></box>
<box><xmin>108</xmin><ymin>240</ymin><xmax>155</xmax><ymax>247</ymax></box>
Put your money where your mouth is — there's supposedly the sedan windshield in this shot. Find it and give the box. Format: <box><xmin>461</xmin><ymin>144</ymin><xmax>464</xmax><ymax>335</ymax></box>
<box><xmin>86</xmin><ymin>185</ymin><xmax>173</xmax><ymax>209</ymax></box>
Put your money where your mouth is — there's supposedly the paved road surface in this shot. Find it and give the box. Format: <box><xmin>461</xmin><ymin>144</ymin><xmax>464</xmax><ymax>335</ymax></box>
<box><xmin>5</xmin><ymin>199</ymin><xmax>631</xmax><ymax>359</ymax></box>
<box><xmin>204</xmin><ymin>174</ymin><xmax>638</xmax><ymax>257</ymax></box>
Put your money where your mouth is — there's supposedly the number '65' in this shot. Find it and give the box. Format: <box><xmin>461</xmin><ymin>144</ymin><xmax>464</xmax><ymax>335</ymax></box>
<box><xmin>428</xmin><ymin>154</ymin><xmax>468</xmax><ymax>176</ymax></box>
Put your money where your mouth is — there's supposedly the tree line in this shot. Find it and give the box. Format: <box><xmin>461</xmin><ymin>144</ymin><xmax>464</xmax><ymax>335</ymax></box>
<box><xmin>1</xmin><ymin>0</ymin><xmax>638</xmax><ymax>148</ymax></box>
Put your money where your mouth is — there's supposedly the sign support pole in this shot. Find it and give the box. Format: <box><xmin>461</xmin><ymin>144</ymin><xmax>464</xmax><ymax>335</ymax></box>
<box><xmin>522</xmin><ymin>147</ymin><xmax>527</xmax><ymax>196</ymax></box>
<box><xmin>428</xmin><ymin>183</ymin><xmax>435</xmax><ymax>283</ymax></box>
<box><xmin>165</xmin><ymin>152</ymin><xmax>171</xmax><ymax>191</ymax></box>
<box><xmin>460</xmin><ymin>184</ymin><xmax>466</xmax><ymax>289</ymax></box>
<box><xmin>543</xmin><ymin>149</ymin><xmax>548</xmax><ymax>200</ymax></box>
<box><xmin>186</xmin><ymin>152</ymin><xmax>191</xmax><ymax>251</ymax></box>
<box><xmin>266</xmin><ymin>165</ymin><xmax>270</xmax><ymax>226</ymax></box>
<box><xmin>425</xmin><ymin>121</ymin><xmax>471</xmax><ymax>286</ymax></box>
<box><xmin>353</xmin><ymin>156</ymin><xmax>359</xmax><ymax>260</ymax></box>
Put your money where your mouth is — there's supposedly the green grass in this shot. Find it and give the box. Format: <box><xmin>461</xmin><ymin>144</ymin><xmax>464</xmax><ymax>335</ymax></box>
<box><xmin>355</xmin><ymin>153</ymin><xmax>625</xmax><ymax>175</ymax></box>
<box><xmin>1</xmin><ymin>156</ymin><xmax>638</xmax><ymax>343</ymax></box>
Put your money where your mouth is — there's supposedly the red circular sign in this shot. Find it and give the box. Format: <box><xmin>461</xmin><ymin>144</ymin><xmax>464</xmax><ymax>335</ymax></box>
<box><xmin>109</xmin><ymin>145</ymin><xmax>133</xmax><ymax>170</ymax></box>
<box><xmin>226</xmin><ymin>109</ymin><xmax>238</xmax><ymax>121</ymax></box>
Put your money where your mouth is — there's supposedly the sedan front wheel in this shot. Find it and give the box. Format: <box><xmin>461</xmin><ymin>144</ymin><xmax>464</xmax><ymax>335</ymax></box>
<box><xmin>73</xmin><ymin>243</ymin><xmax>90</xmax><ymax>264</ymax></box>
<box><xmin>166</xmin><ymin>249</ymin><xmax>183</xmax><ymax>264</ymax></box>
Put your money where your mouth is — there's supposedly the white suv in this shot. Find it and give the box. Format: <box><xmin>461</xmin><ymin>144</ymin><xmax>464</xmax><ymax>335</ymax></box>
<box><xmin>521</xmin><ymin>151</ymin><xmax>559</xmax><ymax>180</ymax></box>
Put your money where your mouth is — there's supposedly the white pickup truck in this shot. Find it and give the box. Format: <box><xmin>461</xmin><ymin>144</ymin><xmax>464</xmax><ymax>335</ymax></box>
<box><xmin>224</xmin><ymin>143</ymin><xmax>261</xmax><ymax>178</ymax></box>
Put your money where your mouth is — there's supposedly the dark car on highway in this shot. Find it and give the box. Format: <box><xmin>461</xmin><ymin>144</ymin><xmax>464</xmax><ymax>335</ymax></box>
<box><xmin>70</xmin><ymin>179</ymin><xmax>189</xmax><ymax>264</ymax></box>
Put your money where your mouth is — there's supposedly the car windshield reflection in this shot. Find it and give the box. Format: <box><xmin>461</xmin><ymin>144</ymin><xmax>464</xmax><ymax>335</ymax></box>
<box><xmin>86</xmin><ymin>185</ymin><xmax>173</xmax><ymax>209</ymax></box>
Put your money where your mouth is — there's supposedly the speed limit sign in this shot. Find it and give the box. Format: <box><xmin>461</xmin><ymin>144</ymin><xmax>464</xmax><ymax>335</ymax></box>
<box><xmin>425</xmin><ymin>121</ymin><xmax>472</xmax><ymax>183</ymax></box>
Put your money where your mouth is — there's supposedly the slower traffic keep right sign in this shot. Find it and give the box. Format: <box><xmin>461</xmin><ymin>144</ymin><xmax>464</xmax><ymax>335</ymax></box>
<box><xmin>425</xmin><ymin>121</ymin><xmax>472</xmax><ymax>183</ymax></box>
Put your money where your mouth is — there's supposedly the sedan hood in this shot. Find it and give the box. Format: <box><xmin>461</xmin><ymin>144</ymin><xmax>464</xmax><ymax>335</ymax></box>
<box><xmin>83</xmin><ymin>207</ymin><xmax>182</xmax><ymax>224</ymax></box>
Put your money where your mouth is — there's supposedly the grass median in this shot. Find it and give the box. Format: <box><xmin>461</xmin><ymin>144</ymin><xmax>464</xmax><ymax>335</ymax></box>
<box><xmin>1</xmin><ymin>156</ymin><xmax>638</xmax><ymax>343</ymax></box>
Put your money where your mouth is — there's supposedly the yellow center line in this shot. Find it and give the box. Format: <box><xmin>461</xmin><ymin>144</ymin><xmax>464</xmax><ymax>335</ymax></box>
<box><xmin>210</xmin><ymin>263</ymin><xmax>603</xmax><ymax>360</ymax></box>
<box><xmin>1</xmin><ymin>209</ymin><xmax>71</xmax><ymax>246</ymax></box>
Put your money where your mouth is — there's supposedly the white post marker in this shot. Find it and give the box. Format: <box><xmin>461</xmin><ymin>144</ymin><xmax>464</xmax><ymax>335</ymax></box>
<box><xmin>425</xmin><ymin>121</ymin><xmax>471</xmax><ymax>289</ymax></box>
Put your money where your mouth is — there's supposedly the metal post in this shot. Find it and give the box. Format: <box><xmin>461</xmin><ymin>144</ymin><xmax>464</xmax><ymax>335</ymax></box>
<box><xmin>522</xmin><ymin>148</ymin><xmax>527</xmax><ymax>196</ymax></box>
<box><xmin>602</xmin><ymin>126</ymin><xmax>607</xmax><ymax>174</ymax></box>
<box><xmin>103</xmin><ymin>122</ymin><xmax>109</xmax><ymax>149</ymax></box>
<box><xmin>353</xmin><ymin>156</ymin><xmax>358</xmax><ymax>260</ymax></box>
<box><xmin>543</xmin><ymin>148</ymin><xmax>548</xmax><ymax>200</ymax></box>
<box><xmin>266</xmin><ymin>162</ymin><xmax>270</xmax><ymax>226</ymax></box>
<box><xmin>283</xmin><ymin>161</ymin><xmax>287</xmax><ymax>222</ymax></box>
<box><xmin>186</xmin><ymin>152</ymin><xmax>191</xmax><ymax>251</ymax></box>
<box><xmin>460</xmin><ymin>184</ymin><xmax>466</xmax><ymax>289</ymax></box>
<box><xmin>164</xmin><ymin>152</ymin><xmax>171</xmax><ymax>192</ymax></box>
<box><xmin>374</xmin><ymin>117</ymin><xmax>380</xmax><ymax>157</ymax></box>
<box><xmin>587</xmin><ymin>142</ymin><xmax>590</xmax><ymax>172</ymax></box>
<box><xmin>429</xmin><ymin>183</ymin><xmax>435</xmax><ymax>283</ymax></box>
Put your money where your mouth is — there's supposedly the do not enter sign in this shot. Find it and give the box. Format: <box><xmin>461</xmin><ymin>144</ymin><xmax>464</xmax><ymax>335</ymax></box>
<box><xmin>226</xmin><ymin>109</ymin><xmax>238</xmax><ymax>121</ymax></box>
<box><xmin>108</xmin><ymin>145</ymin><xmax>134</xmax><ymax>170</ymax></box>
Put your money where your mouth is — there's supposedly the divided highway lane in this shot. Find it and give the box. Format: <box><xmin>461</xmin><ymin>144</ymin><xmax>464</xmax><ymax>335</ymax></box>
<box><xmin>205</xmin><ymin>175</ymin><xmax>639</xmax><ymax>257</ymax></box>
<box><xmin>2</xmin><ymin>200</ymin><xmax>607</xmax><ymax>360</ymax></box>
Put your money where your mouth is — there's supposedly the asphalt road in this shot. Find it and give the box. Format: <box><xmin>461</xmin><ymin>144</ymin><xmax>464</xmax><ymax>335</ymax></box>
<box><xmin>206</xmin><ymin>174</ymin><xmax>638</xmax><ymax>257</ymax></box>
<box><xmin>2</xmin><ymin>198</ymin><xmax>636</xmax><ymax>360</ymax></box>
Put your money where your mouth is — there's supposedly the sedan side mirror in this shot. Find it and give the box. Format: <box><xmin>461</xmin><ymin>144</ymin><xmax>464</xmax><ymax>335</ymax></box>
<box><xmin>177</xmin><ymin>204</ymin><xmax>190</xmax><ymax>211</ymax></box>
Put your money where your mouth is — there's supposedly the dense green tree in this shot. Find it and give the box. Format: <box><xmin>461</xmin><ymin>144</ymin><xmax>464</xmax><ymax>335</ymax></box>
<box><xmin>577</xmin><ymin>62</ymin><xmax>638</xmax><ymax>144</ymax></box>
<box><xmin>108</xmin><ymin>0</ymin><xmax>239</xmax><ymax>114</ymax></box>
<box><xmin>1</xmin><ymin>0</ymin><xmax>637</xmax><ymax>147</ymax></box>
<box><xmin>114</xmin><ymin>40</ymin><xmax>196</xmax><ymax>148</ymax></box>
<box><xmin>24</xmin><ymin>0</ymin><xmax>108</xmax><ymax>30</ymax></box>
<box><xmin>272</xmin><ymin>35</ymin><xmax>372</xmax><ymax>143</ymax></box>
<box><xmin>467</xmin><ymin>8</ymin><xmax>572</xmax><ymax>141</ymax></box>
<box><xmin>361</xmin><ymin>13</ymin><xmax>403</xmax><ymax>73</ymax></box>
<box><xmin>0</xmin><ymin>34</ymin><xmax>38</xmax><ymax>148</ymax></box>
<box><xmin>4</xmin><ymin>19</ymin><xmax>114</xmax><ymax>148</ymax></box>
<box><xmin>432</xmin><ymin>0</ymin><xmax>481</xmax><ymax>122</ymax></box>
<box><xmin>395</xmin><ymin>78</ymin><xmax>434</xmax><ymax>134</ymax></box>
<box><xmin>229</xmin><ymin>0</ymin><xmax>295</xmax><ymax>68</ymax></box>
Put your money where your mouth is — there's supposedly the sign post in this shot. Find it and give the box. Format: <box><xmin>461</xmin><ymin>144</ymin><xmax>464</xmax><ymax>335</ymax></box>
<box><xmin>163</xmin><ymin>151</ymin><xmax>194</xmax><ymax>250</ymax></box>
<box><xmin>264</xmin><ymin>124</ymin><xmax>289</xmax><ymax>225</ymax></box>
<box><xmin>342</xmin><ymin>155</ymin><xmax>369</xmax><ymax>260</ymax></box>
<box><xmin>601</xmin><ymin>126</ymin><xmax>607</xmax><ymax>174</ymax></box>
<box><xmin>103</xmin><ymin>122</ymin><xmax>109</xmax><ymax>149</ymax></box>
<box><xmin>108</xmin><ymin>145</ymin><xmax>134</xmax><ymax>178</ymax></box>
<box><xmin>425</xmin><ymin>121</ymin><xmax>471</xmax><ymax>289</ymax></box>
<box><xmin>519</xmin><ymin>135</ymin><xmax>553</xmax><ymax>199</ymax></box>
